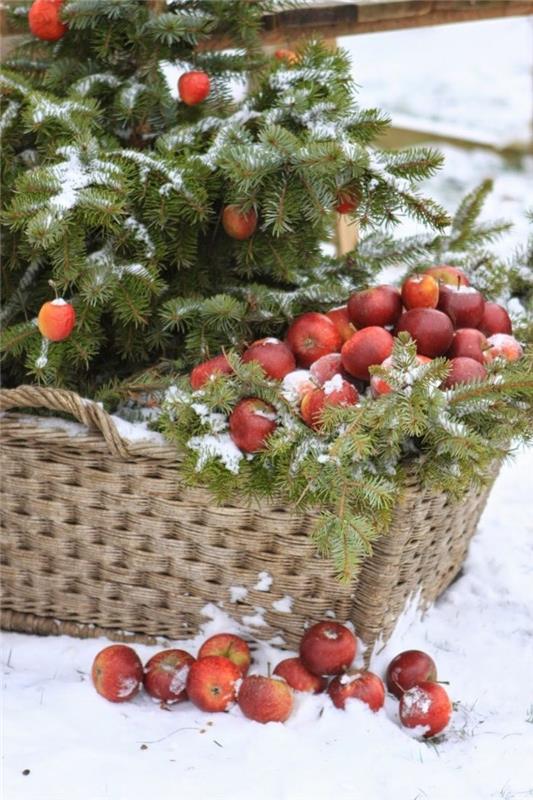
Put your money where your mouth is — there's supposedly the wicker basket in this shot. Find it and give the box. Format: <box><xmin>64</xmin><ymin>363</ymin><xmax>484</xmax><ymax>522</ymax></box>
<box><xmin>0</xmin><ymin>385</ymin><xmax>499</xmax><ymax>652</ymax></box>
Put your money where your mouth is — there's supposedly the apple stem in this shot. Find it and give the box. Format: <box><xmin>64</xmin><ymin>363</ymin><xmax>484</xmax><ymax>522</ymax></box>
<box><xmin>267</xmin><ymin>662</ymin><xmax>271</xmax><ymax>678</ymax></box>
<box><xmin>48</xmin><ymin>279</ymin><xmax>59</xmax><ymax>299</ymax></box>
<box><xmin>436</xmin><ymin>680</ymin><xmax>450</xmax><ymax>685</ymax></box>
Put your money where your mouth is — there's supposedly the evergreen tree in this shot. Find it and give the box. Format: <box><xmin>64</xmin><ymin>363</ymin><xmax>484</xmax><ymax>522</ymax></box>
<box><xmin>1</xmin><ymin>0</ymin><xmax>448</xmax><ymax>393</ymax></box>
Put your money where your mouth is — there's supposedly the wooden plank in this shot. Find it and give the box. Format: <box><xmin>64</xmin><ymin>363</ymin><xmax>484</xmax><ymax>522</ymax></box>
<box><xmin>206</xmin><ymin>1</ymin><xmax>533</xmax><ymax>48</ymax></box>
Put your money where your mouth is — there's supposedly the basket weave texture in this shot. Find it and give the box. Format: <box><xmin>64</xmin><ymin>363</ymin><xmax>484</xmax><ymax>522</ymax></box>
<box><xmin>0</xmin><ymin>385</ymin><xmax>498</xmax><ymax>651</ymax></box>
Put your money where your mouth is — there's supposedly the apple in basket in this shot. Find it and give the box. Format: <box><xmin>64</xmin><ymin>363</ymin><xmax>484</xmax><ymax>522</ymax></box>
<box><xmin>423</xmin><ymin>265</ymin><xmax>469</xmax><ymax>287</ymax></box>
<box><xmin>299</xmin><ymin>621</ymin><xmax>357</xmax><ymax>676</ymax></box>
<box><xmin>286</xmin><ymin>312</ymin><xmax>342</xmax><ymax>367</ymax></box>
<box><xmin>395</xmin><ymin>308</ymin><xmax>454</xmax><ymax>358</ymax></box>
<box><xmin>442</xmin><ymin>356</ymin><xmax>487</xmax><ymax>388</ymax></box>
<box><xmin>229</xmin><ymin>398</ymin><xmax>277</xmax><ymax>453</ymax></box>
<box><xmin>438</xmin><ymin>284</ymin><xmax>485</xmax><ymax>329</ymax></box>
<box><xmin>238</xmin><ymin>674</ymin><xmax>294</xmax><ymax>723</ymax></box>
<box><xmin>347</xmin><ymin>285</ymin><xmax>402</xmax><ymax>329</ymax></box>
<box><xmin>242</xmin><ymin>338</ymin><xmax>296</xmax><ymax>380</ymax></box>
<box><xmin>198</xmin><ymin>633</ymin><xmax>251</xmax><ymax>676</ymax></box>
<box><xmin>401</xmin><ymin>274</ymin><xmax>439</xmax><ymax>310</ymax></box>
<box><xmin>143</xmin><ymin>649</ymin><xmax>195</xmax><ymax>704</ymax></box>
<box><xmin>328</xmin><ymin>669</ymin><xmax>385</xmax><ymax>711</ymax></box>
<box><xmin>92</xmin><ymin>645</ymin><xmax>143</xmax><ymax>703</ymax></box>
<box><xmin>478</xmin><ymin>302</ymin><xmax>512</xmax><ymax>337</ymax></box>
<box><xmin>186</xmin><ymin>656</ymin><xmax>242</xmax><ymax>713</ymax></box>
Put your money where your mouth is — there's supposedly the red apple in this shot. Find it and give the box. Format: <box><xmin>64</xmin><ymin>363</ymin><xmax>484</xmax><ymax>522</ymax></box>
<box><xmin>198</xmin><ymin>634</ymin><xmax>251</xmax><ymax>676</ymax></box>
<box><xmin>242</xmin><ymin>338</ymin><xmax>296</xmax><ymax>380</ymax></box>
<box><xmin>273</xmin><ymin>657</ymin><xmax>327</xmax><ymax>694</ymax></box>
<box><xmin>335</xmin><ymin>190</ymin><xmax>360</xmax><ymax>215</ymax></box>
<box><xmin>274</xmin><ymin>48</ymin><xmax>299</xmax><ymax>64</ymax></box>
<box><xmin>309</xmin><ymin>353</ymin><xmax>343</xmax><ymax>386</ymax></box>
<box><xmin>286</xmin><ymin>312</ymin><xmax>342</xmax><ymax>367</ymax></box>
<box><xmin>424</xmin><ymin>265</ymin><xmax>469</xmax><ymax>287</ymax></box>
<box><xmin>443</xmin><ymin>356</ymin><xmax>487</xmax><ymax>389</ymax></box>
<box><xmin>222</xmin><ymin>205</ymin><xmax>257</xmax><ymax>240</ymax></box>
<box><xmin>186</xmin><ymin>655</ymin><xmax>241</xmax><ymax>712</ymax></box>
<box><xmin>178</xmin><ymin>70</ymin><xmax>211</xmax><ymax>106</ymax></box>
<box><xmin>229</xmin><ymin>398</ymin><xmax>277</xmax><ymax>453</ymax></box>
<box><xmin>29</xmin><ymin>0</ymin><xmax>67</xmax><ymax>42</ymax></box>
<box><xmin>385</xmin><ymin>650</ymin><xmax>437</xmax><ymax>700</ymax></box>
<box><xmin>341</xmin><ymin>326</ymin><xmax>394</xmax><ymax>381</ymax></box>
<box><xmin>190</xmin><ymin>353</ymin><xmax>233</xmax><ymax>390</ymax></box>
<box><xmin>326</xmin><ymin>306</ymin><xmax>356</xmax><ymax>343</ymax></box>
<box><xmin>143</xmin><ymin>649</ymin><xmax>195</xmax><ymax>704</ymax></box>
<box><xmin>484</xmin><ymin>333</ymin><xmax>523</xmax><ymax>363</ymax></box>
<box><xmin>299</xmin><ymin>621</ymin><xmax>357</xmax><ymax>676</ymax></box>
<box><xmin>438</xmin><ymin>284</ymin><xmax>485</xmax><ymax>329</ymax></box>
<box><xmin>238</xmin><ymin>675</ymin><xmax>293</xmax><ymax>723</ymax></box>
<box><xmin>300</xmin><ymin>376</ymin><xmax>359</xmax><ymax>430</ymax></box>
<box><xmin>478</xmin><ymin>302</ymin><xmax>512</xmax><ymax>336</ymax></box>
<box><xmin>399</xmin><ymin>681</ymin><xmax>452</xmax><ymax>738</ymax></box>
<box><xmin>401</xmin><ymin>274</ymin><xmax>439</xmax><ymax>310</ymax></box>
<box><xmin>447</xmin><ymin>328</ymin><xmax>489</xmax><ymax>363</ymax></box>
<box><xmin>370</xmin><ymin>354</ymin><xmax>431</xmax><ymax>398</ymax></box>
<box><xmin>37</xmin><ymin>298</ymin><xmax>75</xmax><ymax>342</ymax></box>
<box><xmin>91</xmin><ymin>645</ymin><xmax>143</xmax><ymax>703</ymax></box>
<box><xmin>328</xmin><ymin>669</ymin><xmax>385</xmax><ymax>711</ymax></box>
<box><xmin>347</xmin><ymin>285</ymin><xmax>402</xmax><ymax>329</ymax></box>
<box><xmin>395</xmin><ymin>308</ymin><xmax>454</xmax><ymax>358</ymax></box>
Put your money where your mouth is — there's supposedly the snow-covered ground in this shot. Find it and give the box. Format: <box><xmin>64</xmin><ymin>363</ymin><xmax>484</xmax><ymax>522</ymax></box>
<box><xmin>2</xmin><ymin>447</ymin><xmax>533</xmax><ymax>800</ymax></box>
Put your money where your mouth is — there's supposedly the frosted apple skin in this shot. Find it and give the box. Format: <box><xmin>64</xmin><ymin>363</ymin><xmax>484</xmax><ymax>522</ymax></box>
<box><xmin>437</xmin><ymin>284</ymin><xmax>485</xmax><ymax>329</ymax></box>
<box><xmin>143</xmin><ymin>649</ymin><xmax>195</xmax><ymax>704</ymax></box>
<box><xmin>399</xmin><ymin>681</ymin><xmax>452</xmax><ymax>738</ymax></box>
<box><xmin>328</xmin><ymin>669</ymin><xmax>385</xmax><ymax>711</ymax></box>
<box><xmin>91</xmin><ymin>645</ymin><xmax>143</xmax><ymax>703</ymax></box>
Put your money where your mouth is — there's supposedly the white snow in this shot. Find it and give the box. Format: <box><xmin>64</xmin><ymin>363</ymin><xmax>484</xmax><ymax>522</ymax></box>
<box><xmin>2</xmin><ymin>448</ymin><xmax>533</xmax><ymax>799</ymax></box>
<box><xmin>323</xmin><ymin>373</ymin><xmax>344</xmax><ymax>396</ymax></box>
<box><xmin>400</xmin><ymin>685</ymin><xmax>432</xmax><ymax>718</ymax></box>
<box><xmin>253</xmin><ymin>572</ymin><xmax>273</xmax><ymax>592</ymax></box>
<box><xmin>229</xmin><ymin>586</ymin><xmax>248</xmax><ymax>603</ymax></box>
<box><xmin>187</xmin><ymin>432</ymin><xmax>243</xmax><ymax>474</ymax></box>
<box><xmin>7</xmin><ymin>411</ymin><xmax>165</xmax><ymax>447</ymax></box>
<box><xmin>116</xmin><ymin>677</ymin><xmax>140</xmax><ymax>699</ymax></box>
<box><xmin>281</xmin><ymin>369</ymin><xmax>314</xmax><ymax>403</ymax></box>
<box><xmin>272</xmin><ymin>596</ymin><xmax>293</xmax><ymax>614</ymax></box>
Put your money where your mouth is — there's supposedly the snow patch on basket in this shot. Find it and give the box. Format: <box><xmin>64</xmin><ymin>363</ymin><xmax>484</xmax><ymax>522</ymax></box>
<box><xmin>229</xmin><ymin>586</ymin><xmax>248</xmax><ymax>603</ymax></box>
<box><xmin>242</xmin><ymin>607</ymin><xmax>267</xmax><ymax>628</ymax></box>
<box><xmin>272</xmin><ymin>595</ymin><xmax>293</xmax><ymax>613</ymax></box>
<box><xmin>254</xmin><ymin>572</ymin><xmax>273</xmax><ymax>592</ymax></box>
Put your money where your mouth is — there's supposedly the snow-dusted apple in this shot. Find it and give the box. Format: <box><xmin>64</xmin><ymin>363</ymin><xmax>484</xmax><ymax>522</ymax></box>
<box><xmin>484</xmin><ymin>333</ymin><xmax>523</xmax><ymax>363</ymax></box>
<box><xmin>325</xmin><ymin>306</ymin><xmax>356</xmax><ymax>343</ymax></box>
<box><xmin>299</xmin><ymin>621</ymin><xmax>357</xmax><ymax>676</ymax></box>
<box><xmin>91</xmin><ymin>645</ymin><xmax>143</xmax><ymax>703</ymax></box>
<box><xmin>229</xmin><ymin>398</ymin><xmax>277</xmax><ymax>453</ymax></box>
<box><xmin>242</xmin><ymin>338</ymin><xmax>296</xmax><ymax>380</ymax></box>
<box><xmin>222</xmin><ymin>205</ymin><xmax>257</xmax><ymax>240</ymax></box>
<box><xmin>442</xmin><ymin>356</ymin><xmax>487</xmax><ymax>389</ymax></box>
<box><xmin>328</xmin><ymin>669</ymin><xmax>385</xmax><ymax>711</ymax></box>
<box><xmin>385</xmin><ymin>649</ymin><xmax>437</xmax><ymax>700</ymax></box>
<box><xmin>347</xmin><ymin>285</ymin><xmax>402</xmax><ymax>329</ymax></box>
<box><xmin>143</xmin><ymin>649</ymin><xmax>195</xmax><ymax>704</ymax></box>
<box><xmin>478</xmin><ymin>301</ymin><xmax>512</xmax><ymax>337</ymax></box>
<box><xmin>395</xmin><ymin>308</ymin><xmax>454</xmax><ymax>358</ymax></box>
<box><xmin>238</xmin><ymin>675</ymin><xmax>293</xmax><ymax>723</ymax></box>
<box><xmin>273</xmin><ymin>657</ymin><xmax>327</xmax><ymax>694</ymax></box>
<box><xmin>190</xmin><ymin>353</ymin><xmax>233</xmax><ymax>389</ymax></box>
<box><xmin>29</xmin><ymin>0</ymin><xmax>67</xmax><ymax>41</ymax></box>
<box><xmin>281</xmin><ymin>370</ymin><xmax>315</xmax><ymax>403</ymax></box>
<box><xmin>401</xmin><ymin>274</ymin><xmax>439</xmax><ymax>310</ymax></box>
<box><xmin>341</xmin><ymin>326</ymin><xmax>394</xmax><ymax>381</ymax></box>
<box><xmin>37</xmin><ymin>298</ymin><xmax>75</xmax><ymax>342</ymax></box>
<box><xmin>186</xmin><ymin>656</ymin><xmax>241</xmax><ymax>713</ymax></box>
<box><xmin>178</xmin><ymin>70</ymin><xmax>211</xmax><ymax>105</ymax></box>
<box><xmin>437</xmin><ymin>284</ymin><xmax>485</xmax><ymax>329</ymax></box>
<box><xmin>300</xmin><ymin>375</ymin><xmax>358</xmax><ymax>430</ymax></box>
<box><xmin>424</xmin><ymin>265</ymin><xmax>469</xmax><ymax>287</ymax></box>
<box><xmin>399</xmin><ymin>681</ymin><xmax>452</xmax><ymax>738</ymax></box>
<box><xmin>198</xmin><ymin>633</ymin><xmax>251</xmax><ymax>676</ymax></box>
<box><xmin>370</xmin><ymin>354</ymin><xmax>431</xmax><ymax>398</ymax></box>
<box><xmin>309</xmin><ymin>353</ymin><xmax>343</xmax><ymax>386</ymax></box>
<box><xmin>447</xmin><ymin>328</ymin><xmax>489</xmax><ymax>364</ymax></box>
<box><xmin>286</xmin><ymin>312</ymin><xmax>342</xmax><ymax>367</ymax></box>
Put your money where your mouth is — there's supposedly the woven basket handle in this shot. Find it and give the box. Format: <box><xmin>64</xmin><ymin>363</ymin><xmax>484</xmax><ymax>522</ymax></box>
<box><xmin>0</xmin><ymin>385</ymin><xmax>130</xmax><ymax>459</ymax></box>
